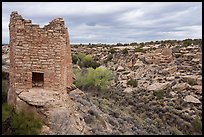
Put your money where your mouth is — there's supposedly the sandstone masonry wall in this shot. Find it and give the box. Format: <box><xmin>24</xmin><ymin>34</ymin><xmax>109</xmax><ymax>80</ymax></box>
<box><xmin>9</xmin><ymin>11</ymin><xmax>73</xmax><ymax>95</ymax></box>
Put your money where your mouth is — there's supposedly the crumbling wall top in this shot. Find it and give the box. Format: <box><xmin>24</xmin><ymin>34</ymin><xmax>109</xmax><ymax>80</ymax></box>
<box><xmin>10</xmin><ymin>11</ymin><xmax>66</xmax><ymax>32</ymax></box>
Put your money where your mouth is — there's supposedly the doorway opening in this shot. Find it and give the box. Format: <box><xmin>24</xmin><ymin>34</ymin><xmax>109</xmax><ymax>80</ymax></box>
<box><xmin>32</xmin><ymin>72</ymin><xmax>44</xmax><ymax>88</ymax></box>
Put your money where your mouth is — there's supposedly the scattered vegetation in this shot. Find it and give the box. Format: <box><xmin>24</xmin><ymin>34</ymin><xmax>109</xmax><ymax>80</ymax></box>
<box><xmin>183</xmin><ymin>39</ymin><xmax>193</xmax><ymax>47</ymax></box>
<box><xmin>73</xmin><ymin>53</ymin><xmax>100</xmax><ymax>69</ymax></box>
<box><xmin>171</xmin><ymin>126</ymin><xmax>183</xmax><ymax>135</ymax></box>
<box><xmin>109</xmin><ymin>48</ymin><xmax>116</xmax><ymax>54</ymax></box>
<box><xmin>2</xmin><ymin>104</ymin><xmax>43</xmax><ymax>135</ymax></box>
<box><xmin>74</xmin><ymin>67</ymin><xmax>113</xmax><ymax>91</ymax></box>
<box><xmin>104</xmin><ymin>54</ymin><xmax>113</xmax><ymax>63</ymax></box>
<box><xmin>2</xmin><ymin>79</ymin><xmax>9</xmax><ymax>104</ymax></box>
<box><xmin>187</xmin><ymin>79</ymin><xmax>197</xmax><ymax>86</ymax></box>
<box><xmin>2</xmin><ymin>76</ymin><xmax>43</xmax><ymax>135</ymax></box>
<box><xmin>159</xmin><ymin>43</ymin><xmax>165</xmax><ymax>48</ymax></box>
<box><xmin>134</xmin><ymin>46</ymin><xmax>144</xmax><ymax>52</ymax></box>
<box><xmin>153</xmin><ymin>90</ymin><xmax>164</xmax><ymax>99</ymax></box>
<box><xmin>130</xmin><ymin>42</ymin><xmax>138</xmax><ymax>46</ymax></box>
<box><xmin>127</xmin><ymin>79</ymin><xmax>138</xmax><ymax>87</ymax></box>
<box><xmin>192</xmin><ymin>116</ymin><xmax>202</xmax><ymax>133</ymax></box>
<box><xmin>139</xmin><ymin>42</ymin><xmax>145</xmax><ymax>47</ymax></box>
<box><xmin>70</xmin><ymin>39</ymin><xmax>202</xmax><ymax>48</ymax></box>
<box><xmin>2</xmin><ymin>103</ymin><xmax>12</xmax><ymax>121</ymax></box>
<box><xmin>11</xmin><ymin>110</ymin><xmax>43</xmax><ymax>135</ymax></box>
<box><xmin>71</xmin><ymin>54</ymin><xmax>78</xmax><ymax>64</ymax></box>
<box><xmin>122</xmin><ymin>48</ymin><xmax>128</xmax><ymax>55</ymax></box>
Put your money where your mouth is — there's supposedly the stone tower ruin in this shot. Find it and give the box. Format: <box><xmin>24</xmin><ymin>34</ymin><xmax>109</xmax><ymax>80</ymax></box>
<box><xmin>8</xmin><ymin>11</ymin><xmax>73</xmax><ymax>107</ymax></box>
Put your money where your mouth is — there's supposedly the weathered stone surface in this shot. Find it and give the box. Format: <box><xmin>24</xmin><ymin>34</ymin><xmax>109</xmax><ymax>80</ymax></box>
<box><xmin>133</xmin><ymin>59</ymin><xmax>144</xmax><ymax>67</ymax></box>
<box><xmin>2</xmin><ymin>65</ymin><xmax>9</xmax><ymax>73</ymax></box>
<box><xmin>18</xmin><ymin>88</ymin><xmax>55</xmax><ymax>106</ymax></box>
<box><xmin>184</xmin><ymin>95</ymin><xmax>201</xmax><ymax>104</ymax></box>
<box><xmin>41</xmin><ymin>125</ymin><xmax>51</xmax><ymax>135</ymax></box>
<box><xmin>170</xmin><ymin>92</ymin><xmax>176</xmax><ymax>96</ymax></box>
<box><xmin>172</xmin><ymin>83</ymin><xmax>189</xmax><ymax>91</ymax></box>
<box><xmin>123</xmin><ymin>87</ymin><xmax>133</xmax><ymax>93</ymax></box>
<box><xmin>162</xmin><ymin>66</ymin><xmax>177</xmax><ymax>74</ymax></box>
<box><xmin>191</xmin><ymin>85</ymin><xmax>202</xmax><ymax>94</ymax></box>
<box><xmin>161</xmin><ymin>48</ymin><xmax>172</xmax><ymax>56</ymax></box>
<box><xmin>147</xmin><ymin>82</ymin><xmax>170</xmax><ymax>91</ymax></box>
<box><xmin>181</xmin><ymin>75</ymin><xmax>198</xmax><ymax>82</ymax></box>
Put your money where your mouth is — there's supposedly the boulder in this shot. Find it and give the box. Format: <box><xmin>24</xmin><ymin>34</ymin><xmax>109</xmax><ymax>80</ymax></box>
<box><xmin>172</xmin><ymin>83</ymin><xmax>189</xmax><ymax>91</ymax></box>
<box><xmin>133</xmin><ymin>59</ymin><xmax>144</xmax><ymax>67</ymax></box>
<box><xmin>161</xmin><ymin>48</ymin><xmax>172</xmax><ymax>56</ymax></box>
<box><xmin>181</xmin><ymin>75</ymin><xmax>198</xmax><ymax>82</ymax></box>
<box><xmin>68</xmin><ymin>88</ymin><xmax>85</xmax><ymax>99</ymax></box>
<box><xmin>184</xmin><ymin>95</ymin><xmax>201</xmax><ymax>104</ymax></box>
<box><xmin>144</xmin><ymin>56</ymin><xmax>153</xmax><ymax>64</ymax></box>
<box><xmin>191</xmin><ymin>85</ymin><xmax>202</xmax><ymax>94</ymax></box>
<box><xmin>147</xmin><ymin>82</ymin><xmax>170</xmax><ymax>91</ymax></box>
<box><xmin>18</xmin><ymin>88</ymin><xmax>55</xmax><ymax>106</ymax></box>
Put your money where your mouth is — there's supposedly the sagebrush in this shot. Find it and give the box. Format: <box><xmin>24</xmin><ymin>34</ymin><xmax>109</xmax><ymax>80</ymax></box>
<box><xmin>74</xmin><ymin>67</ymin><xmax>113</xmax><ymax>90</ymax></box>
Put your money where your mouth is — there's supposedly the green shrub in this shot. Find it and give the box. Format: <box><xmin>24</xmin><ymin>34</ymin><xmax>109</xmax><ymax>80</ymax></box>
<box><xmin>187</xmin><ymin>79</ymin><xmax>197</xmax><ymax>86</ymax></box>
<box><xmin>183</xmin><ymin>39</ymin><xmax>192</xmax><ymax>47</ymax></box>
<box><xmin>192</xmin><ymin>116</ymin><xmax>202</xmax><ymax>133</ymax></box>
<box><xmin>72</xmin><ymin>54</ymin><xmax>78</xmax><ymax>64</ymax></box>
<box><xmin>122</xmin><ymin>48</ymin><xmax>128</xmax><ymax>55</ymax></box>
<box><xmin>134</xmin><ymin>47</ymin><xmax>144</xmax><ymax>52</ymax></box>
<box><xmin>153</xmin><ymin>90</ymin><xmax>164</xmax><ymax>99</ymax></box>
<box><xmin>76</xmin><ymin>53</ymin><xmax>100</xmax><ymax>69</ymax></box>
<box><xmin>104</xmin><ymin>54</ymin><xmax>113</xmax><ymax>63</ymax></box>
<box><xmin>76</xmin><ymin>52</ymin><xmax>84</xmax><ymax>59</ymax></box>
<box><xmin>2</xmin><ymin>79</ymin><xmax>9</xmax><ymax>104</ymax></box>
<box><xmin>11</xmin><ymin>110</ymin><xmax>43</xmax><ymax>135</ymax></box>
<box><xmin>82</xmin><ymin>55</ymin><xmax>93</xmax><ymax>67</ymax></box>
<box><xmin>139</xmin><ymin>42</ymin><xmax>145</xmax><ymax>47</ymax></box>
<box><xmin>159</xmin><ymin>43</ymin><xmax>165</xmax><ymax>48</ymax></box>
<box><xmin>2</xmin><ymin>103</ymin><xmax>12</xmax><ymax>122</ymax></box>
<box><xmin>171</xmin><ymin>127</ymin><xmax>183</xmax><ymax>135</ymax></box>
<box><xmin>127</xmin><ymin>79</ymin><xmax>138</xmax><ymax>87</ymax></box>
<box><xmin>109</xmin><ymin>48</ymin><xmax>116</xmax><ymax>54</ymax></box>
<box><xmin>74</xmin><ymin>67</ymin><xmax>113</xmax><ymax>91</ymax></box>
<box><xmin>90</xmin><ymin>61</ymin><xmax>100</xmax><ymax>69</ymax></box>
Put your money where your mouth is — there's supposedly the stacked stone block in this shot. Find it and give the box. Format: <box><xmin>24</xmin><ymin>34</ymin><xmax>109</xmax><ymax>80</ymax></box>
<box><xmin>8</xmin><ymin>11</ymin><xmax>73</xmax><ymax>107</ymax></box>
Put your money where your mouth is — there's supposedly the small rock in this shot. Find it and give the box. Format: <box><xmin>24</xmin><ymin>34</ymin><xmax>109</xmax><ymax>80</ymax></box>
<box><xmin>172</xmin><ymin>83</ymin><xmax>189</xmax><ymax>91</ymax></box>
<box><xmin>170</xmin><ymin>92</ymin><xmax>176</xmax><ymax>96</ymax></box>
<box><xmin>117</xmin><ymin>66</ymin><xmax>125</xmax><ymax>72</ymax></box>
<box><xmin>166</xmin><ymin>76</ymin><xmax>175</xmax><ymax>81</ymax></box>
<box><xmin>184</xmin><ymin>95</ymin><xmax>201</xmax><ymax>104</ymax></box>
<box><xmin>84</xmin><ymin>114</ymin><xmax>95</xmax><ymax>124</ymax></box>
<box><xmin>41</xmin><ymin>125</ymin><xmax>51</xmax><ymax>134</ymax></box>
<box><xmin>123</xmin><ymin>87</ymin><xmax>133</xmax><ymax>93</ymax></box>
<box><xmin>133</xmin><ymin>59</ymin><xmax>144</xmax><ymax>67</ymax></box>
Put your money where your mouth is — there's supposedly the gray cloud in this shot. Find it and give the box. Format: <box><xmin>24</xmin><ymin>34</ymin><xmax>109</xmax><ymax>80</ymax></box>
<box><xmin>2</xmin><ymin>2</ymin><xmax>202</xmax><ymax>44</ymax></box>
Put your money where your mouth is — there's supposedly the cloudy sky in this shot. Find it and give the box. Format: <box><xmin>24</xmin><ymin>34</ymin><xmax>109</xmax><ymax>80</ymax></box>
<box><xmin>2</xmin><ymin>2</ymin><xmax>202</xmax><ymax>44</ymax></box>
